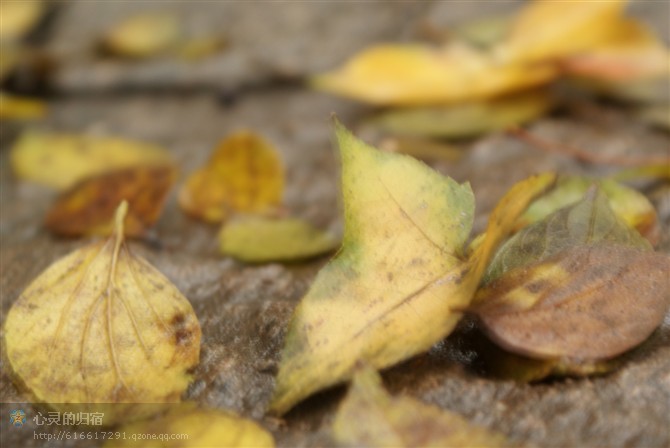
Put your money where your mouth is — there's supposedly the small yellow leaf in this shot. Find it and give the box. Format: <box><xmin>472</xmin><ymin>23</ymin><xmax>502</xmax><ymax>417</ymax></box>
<box><xmin>105</xmin><ymin>407</ymin><xmax>274</xmax><ymax>448</ymax></box>
<box><xmin>451</xmin><ymin>14</ymin><xmax>513</xmax><ymax>49</ymax></box>
<box><xmin>371</xmin><ymin>89</ymin><xmax>552</xmax><ymax>138</ymax></box>
<box><xmin>178</xmin><ymin>131</ymin><xmax>284</xmax><ymax>223</ymax></box>
<box><xmin>218</xmin><ymin>216</ymin><xmax>339</xmax><ymax>263</ymax></box>
<box><xmin>0</xmin><ymin>92</ymin><xmax>46</xmax><ymax>120</ymax></box>
<box><xmin>269</xmin><ymin>124</ymin><xmax>553</xmax><ymax>415</ymax></box>
<box><xmin>333</xmin><ymin>367</ymin><xmax>509</xmax><ymax>448</ymax></box>
<box><xmin>175</xmin><ymin>35</ymin><xmax>227</xmax><ymax>61</ymax></box>
<box><xmin>45</xmin><ymin>165</ymin><xmax>177</xmax><ymax>238</ymax></box>
<box><xmin>312</xmin><ymin>43</ymin><xmax>557</xmax><ymax>106</ymax></box>
<box><xmin>10</xmin><ymin>131</ymin><xmax>173</xmax><ymax>190</ymax></box>
<box><xmin>4</xmin><ymin>202</ymin><xmax>201</xmax><ymax>424</ymax></box>
<box><xmin>0</xmin><ymin>0</ymin><xmax>44</xmax><ymax>43</ymax></box>
<box><xmin>498</xmin><ymin>0</ymin><xmax>627</xmax><ymax>63</ymax></box>
<box><xmin>517</xmin><ymin>176</ymin><xmax>658</xmax><ymax>243</ymax></box>
<box><xmin>100</xmin><ymin>12</ymin><xmax>181</xmax><ymax>59</ymax></box>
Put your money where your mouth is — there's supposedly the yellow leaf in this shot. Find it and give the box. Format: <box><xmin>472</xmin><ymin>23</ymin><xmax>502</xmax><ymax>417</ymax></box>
<box><xmin>4</xmin><ymin>202</ymin><xmax>201</xmax><ymax>424</ymax></box>
<box><xmin>269</xmin><ymin>124</ymin><xmax>553</xmax><ymax>414</ymax></box>
<box><xmin>312</xmin><ymin>43</ymin><xmax>557</xmax><ymax>106</ymax></box>
<box><xmin>370</xmin><ymin>89</ymin><xmax>553</xmax><ymax>138</ymax></box>
<box><xmin>333</xmin><ymin>367</ymin><xmax>509</xmax><ymax>448</ymax></box>
<box><xmin>0</xmin><ymin>91</ymin><xmax>46</xmax><ymax>120</ymax></box>
<box><xmin>45</xmin><ymin>166</ymin><xmax>177</xmax><ymax>238</ymax></box>
<box><xmin>105</xmin><ymin>407</ymin><xmax>274</xmax><ymax>448</ymax></box>
<box><xmin>218</xmin><ymin>216</ymin><xmax>339</xmax><ymax>263</ymax></box>
<box><xmin>0</xmin><ymin>0</ymin><xmax>44</xmax><ymax>43</ymax></box>
<box><xmin>175</xmin><ymin>35</ymin><xmax>227</xmax><ymax>61</ymax></box>
<box><xmin>498</xmin><ymin>0</ymin><xmax>628</xmax><ymax>63</ymax></box>
<box><xmin>100</xmin><ymin>12</ymin><xmax>181</xmax><ymax>58</ymax></box>
<box><xmin>559</xmin><ymin>19</ymin><xmax>670</xmax><ymax>81</ymax></box>
<box><xmin>10</xmin><ymin>131</ymin><xmax>173</xmax><ymax>190</ymax></box>
<box><xmin>178</xmin><ymin>131</ymin><xmax>284</xmax><ymax>223</ymax></box>
<box><xmin>451</xmin><ymin>14</ymin><xmax>513</xmax><ymax>49</ymax></box>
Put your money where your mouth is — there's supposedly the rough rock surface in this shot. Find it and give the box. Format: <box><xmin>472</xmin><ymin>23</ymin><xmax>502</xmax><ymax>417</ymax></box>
<box><xmin>1</xmin><ymin>2</ymin><xmax>669</xmax><ymax>447</ymax></box>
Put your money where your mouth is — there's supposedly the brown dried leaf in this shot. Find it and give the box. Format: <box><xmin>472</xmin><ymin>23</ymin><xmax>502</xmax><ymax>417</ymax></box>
<box><xmin>45</xmin><ymin>165</ymin><xmax>177</xmax><ymax>238</ymax></box>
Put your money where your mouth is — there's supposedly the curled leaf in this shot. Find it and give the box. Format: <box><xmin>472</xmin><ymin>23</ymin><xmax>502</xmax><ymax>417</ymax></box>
<box><xmin>45</xmin><ymin>165</ymin><xmax>177</xmax><ymax>238</ymax></box>
<box><xmin>4</xmin><ymin>202</ymin><xmax>201</xmax><ymax>423</ymax></box>
<box><xmin>312</xmin><ymin>43</ymin><xmax>557</xmax><ymax>106</ymax></box>
<box><xmin>269</xmin><ymin>124</ymin><xmax>553</xmax><ymax>414</ymax></box>
<box><xmin>333</xmin><ymin>367</ymin><xmax>509</xmax><ymax>448</ymax></box>
<box><xmin>100</xmin><ymin>12</ymin><xmax>180</xmax><ymax>58</ymax></box>
<box><xmin>517</xmin><ymin>176</ymin><xmax>658</xmax><ymax>243</ymax></box>
<box><xmin>178</xmin><ymin>131</ymin><xmax>284</xmax><ymax>223</ymax></box>
<box><xmin>105</xmin><ymin>407</ymin><xmax>274</xmax><ymax>448</ymax></box>
<box><xmin>474</xmin><ymin>245</ymin><xmax>670</xmax><ymax>360</ymax></box>
<box><xmin>218</xmin><ymin>216</ymin><xmax>339</xmax><ymax>263</ymax></box>
<box><xmin>370</xmin><ymin>89</ymin><xmax>552</xmax><ymax>139</ymax></box>
<box><xmin>10</xmin><ymin>131</ymin><xmax>172</xmax><ymax>190</ymax></box>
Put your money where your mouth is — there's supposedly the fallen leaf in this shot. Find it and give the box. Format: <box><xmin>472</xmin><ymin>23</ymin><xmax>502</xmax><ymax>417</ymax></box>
<box><xmin>517</xmin><ymin>176</ymin><xmax>658</xmax><ymax>243</ymax></box>
<box><xmin>269</xmin><ymin>123</ymin><xmax>553</xmax><ymax>414</ymax></box>
<box><xmin>100</xmin><ymin>12</ymin><xmax>181</xmax><ymax>58</ymax></box>
<box><xmin>178</xmin><ymin>131</ymin><xmax>284</xmax><ymax>223</ymax></box>
<box><xmin>4</xmin><ymin>202</ymin><xmax>201</xmax><ymax>424</ymax></box>
<box><xmin>311</xmin><ymin>43</ymin><xmax>557</xmax><ymax>106</ymax></box>
<box><xmin>218</xmin><ymin>216</ymin><xmax>339</xmax><ymax>263</ymax></box>
<box><xmin>10</xmin><ymin>131</ymin><xmax>173</xmax><ymax>190</ymax></box>
<box><xmin>559</xmin><ymin>19</ymin><xmax>670</xmax><ymax>81</ymax></box>
<box><xmin>0</xmin><ymin>0</ymin><xmax>44</xmax><ymax>43</ymax></box>
<box><xmin>497</xmin><ymin>0</ymin><xmax>627</xmax><ymax>63</ymax></box>
<box><xmin>0</xmin><ymin>92</ymin><xmax>46</xmax><ymax>120</ymax></box>
<box><xmin>333</xmin><ymin>366</ymin><xmax>509</xmax><ymax>448</ymax></box>
<box><xmin>486</xmin><ymin>187</ymin><xmax>651</xmax><ymax>284</ymax></box>
<box><xmin>473</xmin><ymin>245</ymin><xmax>670</xmax><ymax>361</ymax></box>
<box><xmin>105</xmin><ymin>407</ymin><xmax>274</xmax><ymax>448</ymax></box>
<box><xmin>45</xmin><ymin>165</ymin><xmax>177</xmax><ymax>238</ymax></box>
<box><xmin>370</xmin><ymin>89</ymin><xmax>552</xmax><ymax>138</ymax></box>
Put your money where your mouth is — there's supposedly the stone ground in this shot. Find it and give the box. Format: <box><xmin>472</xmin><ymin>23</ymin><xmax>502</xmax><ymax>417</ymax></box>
<box><xmin>1</xmin><ymin>1</ymin><xmax>669</xmax><ymax>447</ymax></box>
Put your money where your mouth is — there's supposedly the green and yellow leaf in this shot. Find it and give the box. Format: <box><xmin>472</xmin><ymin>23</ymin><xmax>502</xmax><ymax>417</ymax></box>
<box><xmin>269</xmin><ymin>123</ymin><xmax>553</xmax><ymax>414</ymax></box>
<box><xmin>218</xmin><ymin>216</ymin><xmax>339</xmax><ymax>263</ymax></box>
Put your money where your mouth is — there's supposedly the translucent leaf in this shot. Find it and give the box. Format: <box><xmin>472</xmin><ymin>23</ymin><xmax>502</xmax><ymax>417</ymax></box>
<box><xmin>269</xmin><ymin>123</ymin><xmax>553</xmax><ymax>414</ymax></box>
<box><xmin>474</xmin><ymin>245</ymin><xmax>670</xmax><ymax>360</ymax></box>
<box><xmin>218</xmin><ymin>216</ymin><xmax>339</xmax><ymax>263</ymax></box>
<box><xmin>10</xmin><ymin>131</ymin><xmax>173</xmax><ymax>190</ymax></box>
<box><xmin>4</xmin><ymin>202</ymin><xmax>201</xmax><ymax>424</ymax></box>
<box><xmin>333</xmin><ymin>367</ymin><xmax>509</xmax><ymax>448</ymax></box>
<box><xmin>517</xmin><ymin>176</ymin><xmax>658</xmax><ymax>243</ymax></box>
<box><xmin>485</xmin><ymin>187</ymin><xmax>651</xmax><ymax>284</ymax></box>
<box><xmin>370</xmin><ymin>89</ymin><xmax>552</xmax><ymax>139</ymax></box>
<box><xmin>100</xmin><ymin>13</ymin><xmax>181</xmax><ymax>59</ymax></box>
<box><xmin>178</xmin><ymin>131</ymin><xmax>284</xmax><ymax>223</ymax></box>
<box><xmin>311</xmin><ymin>43</ymin><xmax>557</xmax><ymax>106</ymax></box>
<box><xmin>104</xmin><ymin>407</ymin><xmax>274</xmax><ymax>448</ymax></box>
<box><xmin>45</xmin><ymin>166</ymin><xmax>177</xmax><ymax>238</ymax></box>
<box><xmin>498</xmin><ymin>0</ymin><xmax>627</xmax><ymax>63</ymax></box>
